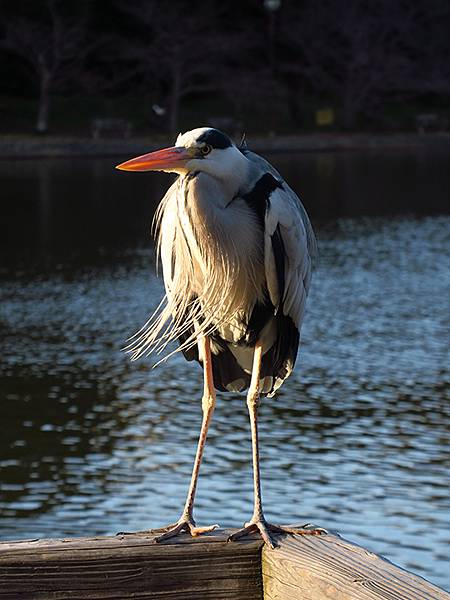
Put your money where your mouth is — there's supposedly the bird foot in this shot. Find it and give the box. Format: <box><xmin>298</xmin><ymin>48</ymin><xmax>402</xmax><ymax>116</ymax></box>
<box><xmin>228</xmin><ymin>520</ymin><xmax>327</xmax><ymax>549</ymax></box>
<box><xmin>154</xmin><ymin>516</ymin><xmax>219</xmax><ymax>543</ymax></box>
<box><xmin>228</xmin><ymin>519</ymin><xmax>278</xmax><ymax>548</ymax></box>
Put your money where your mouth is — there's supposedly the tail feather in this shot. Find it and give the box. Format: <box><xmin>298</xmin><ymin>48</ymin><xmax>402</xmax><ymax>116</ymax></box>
<box><xmin>178</xmin><ymin>311</ymin><xmax>299</xmax><ymax>396</ymax></box>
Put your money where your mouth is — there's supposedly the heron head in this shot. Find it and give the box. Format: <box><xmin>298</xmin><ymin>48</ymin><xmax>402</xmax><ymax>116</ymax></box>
<box><xmin>116</xmin><ymin>127</ymin><xmax>248</xmax><ymax>183</ymax></box>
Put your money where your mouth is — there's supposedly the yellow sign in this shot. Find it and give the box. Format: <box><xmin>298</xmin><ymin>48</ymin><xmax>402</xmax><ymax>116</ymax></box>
<box><xmin>316</xmin><ymin>108</ymin><xmax>334</xmax><ymax>126</ymax></box>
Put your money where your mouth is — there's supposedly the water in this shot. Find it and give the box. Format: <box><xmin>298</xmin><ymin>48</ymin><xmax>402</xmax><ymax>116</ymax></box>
<box><xmin>1</xmin><ymin>148</ymin><xmax>449</xmax><ymax>590</ymax></box>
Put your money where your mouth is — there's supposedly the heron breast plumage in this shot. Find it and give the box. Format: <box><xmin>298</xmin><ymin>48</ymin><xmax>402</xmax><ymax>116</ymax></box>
<box><xmin>156</xmin><ymin>171</ymin><xmax>299</xmax><ymax>395</ymax></box>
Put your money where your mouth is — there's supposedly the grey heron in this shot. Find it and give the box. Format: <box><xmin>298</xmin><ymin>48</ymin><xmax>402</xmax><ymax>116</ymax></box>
<box><xmin>116</xmin><ymin>127</ymin><xmax>323</xmax><ymax>547</ymax></box>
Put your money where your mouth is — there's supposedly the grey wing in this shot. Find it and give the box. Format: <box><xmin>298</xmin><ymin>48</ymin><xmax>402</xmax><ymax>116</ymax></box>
<box><xmin>243</xmin><ymin>149</ymin><xmax>284</xmax><ymax>179</ymax></box>
<box><xmin>244</xmin><ymin>149</ymin><xmax>317</xmax><ymax>264</ymax></box>
<box><xmin>264</xmin><ymin>183</ymin><xmax>315</xmax><ymax>331</ymax></box>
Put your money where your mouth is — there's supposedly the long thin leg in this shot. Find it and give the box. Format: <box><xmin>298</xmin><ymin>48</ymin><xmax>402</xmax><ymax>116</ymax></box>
<box><xmin>182</xmin><ymin>334</ymin><xmax>217</xmax><ymax>519</ymax></box>
<box><xmin>229</xmin><ymin>342</ymin><xmax>276</xmax><ymax>545</ymax></box>
<box><xmin>247</xmin><ymin>342</ymin><xmax>265</xmax><ymax>522</ymax></box>
<box><xmin>155</xmin><ymin>336</ymin><xmax>219</xmax><ymax>542</ymax></box>
<box><xmin>228</xmin><ymin>341</ymin><xmax>326</xmax><ymax>548</ymax></box>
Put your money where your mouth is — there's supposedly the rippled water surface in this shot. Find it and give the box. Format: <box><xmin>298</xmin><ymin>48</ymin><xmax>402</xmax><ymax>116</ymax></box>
<box><xmin>1</xmin><ymin>148</ymin><xmax>449</xmax><ymax>590</ymax></box>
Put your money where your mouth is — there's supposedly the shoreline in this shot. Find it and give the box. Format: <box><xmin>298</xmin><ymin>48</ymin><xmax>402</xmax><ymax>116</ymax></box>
<box><xmin>1</xmin><ymin>132</ymin><xmax>450</xmax><ymax>159</ymax></box>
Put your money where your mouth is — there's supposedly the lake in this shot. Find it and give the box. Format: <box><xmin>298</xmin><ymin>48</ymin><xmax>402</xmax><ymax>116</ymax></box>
<box><xmin>0</xmin><ymin>146</ymin><xmax>449</xmax><ymax>590</ymax></box>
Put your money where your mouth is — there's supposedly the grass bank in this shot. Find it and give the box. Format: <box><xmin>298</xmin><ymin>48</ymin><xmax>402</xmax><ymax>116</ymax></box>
<box><xmin>1</xmin><ymin>132</ymin><xmax>450</xmax><ymax>159</ymax></box>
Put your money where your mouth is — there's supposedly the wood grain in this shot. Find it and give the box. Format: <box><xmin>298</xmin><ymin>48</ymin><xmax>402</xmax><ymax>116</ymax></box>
<box><xmin>0</xmin><ymin>529</ymin><xmax>263</xmax><ymax>600</ymax></box>
<box><xmin>262</xmin><ymin>526</ymin><xmax>450</xmax><ymax>599</ymax></box>
<box><xmin>1</xmin><ymin>526</ymin><xmax>449</xmax><ymax>599</ymax></box>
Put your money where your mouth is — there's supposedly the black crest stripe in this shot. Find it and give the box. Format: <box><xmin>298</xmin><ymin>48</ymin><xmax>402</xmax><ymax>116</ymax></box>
<box><xmin>197</xmin><ymin>128</ymin><xmax>232</xmax><ymax>149</ymax></box>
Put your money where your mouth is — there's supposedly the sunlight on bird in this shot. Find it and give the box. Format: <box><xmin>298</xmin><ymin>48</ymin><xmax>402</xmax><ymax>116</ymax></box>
<box><xmin>116</xmin><ymin>127</ymin><xmax>325</xmax><ymax>547</ymax></box>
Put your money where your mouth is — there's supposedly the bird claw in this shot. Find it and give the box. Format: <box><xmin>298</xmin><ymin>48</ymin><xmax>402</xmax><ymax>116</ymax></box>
<box><xmin>154</xmin><ymin>517</ymin><xmax>219</xmax><ymax>543</ymax></box>
<box><xmin>228</xmin><ymin>519</ymin><xmax>278</xmax><ymax>548</ymax></box>
<box><xmin>228</xmin><ymin>520</ymin><xmax>327</xmax><ymax>548</ymax></box>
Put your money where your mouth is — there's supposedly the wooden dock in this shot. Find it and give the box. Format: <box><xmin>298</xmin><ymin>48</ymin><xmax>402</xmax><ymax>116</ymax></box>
<box><xmin>0</xmin><ymin>526</ymin><xmax>448</xmax><ymax>599</ymax></box>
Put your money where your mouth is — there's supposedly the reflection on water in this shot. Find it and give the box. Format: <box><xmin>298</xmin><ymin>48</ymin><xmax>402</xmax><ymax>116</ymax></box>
<box><xmin>0</xmin><ymin>149</ymin><xmax>449</xmax><ymax>590</ymax></box>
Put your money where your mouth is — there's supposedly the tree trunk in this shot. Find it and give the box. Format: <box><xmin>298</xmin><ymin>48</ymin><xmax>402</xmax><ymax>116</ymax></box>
<box><xmin>168</xmin><ymin>68</ymin><xmax>181</xmax><ymax>134</ymax></box>
<box><xmin>36</xmin><ymin>70</ymin><xmax>51</xmax><ymax>134</ymax></box>
<box><xmin>342</xmin><ymin>88</ymin><xmax>357</xmax><ymax>130</ymax></box>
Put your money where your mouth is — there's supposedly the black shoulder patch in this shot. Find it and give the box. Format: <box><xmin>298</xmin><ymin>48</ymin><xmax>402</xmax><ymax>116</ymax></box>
<box><xmin>242</xmin><ymin>173</ymin><xmax>283</xmax><ymax>226</ymax></box>
<box><xmin>197</xmin><ymin>128</ymin><xmax>232</xmax><ymax>149</ymax></box>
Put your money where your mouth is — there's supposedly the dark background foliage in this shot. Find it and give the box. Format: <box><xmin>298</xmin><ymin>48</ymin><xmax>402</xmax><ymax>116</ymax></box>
<box><xmin>0</xmin><ymin>1</ymin><xmax>449</xmax><ymax>134</ymax></box>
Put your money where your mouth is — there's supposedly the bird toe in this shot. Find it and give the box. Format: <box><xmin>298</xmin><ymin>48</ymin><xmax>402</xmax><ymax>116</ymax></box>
<box><xmin>154</xmin><ymin>518</ymin><xmax>219</xmax><ymax>543</ymax></box>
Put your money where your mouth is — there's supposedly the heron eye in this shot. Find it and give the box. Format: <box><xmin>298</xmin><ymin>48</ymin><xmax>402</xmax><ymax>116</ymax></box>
<box><xmin>200</xmin><ymin>144</ymin><xmax>212</xmax><ymax>156</ymax></box>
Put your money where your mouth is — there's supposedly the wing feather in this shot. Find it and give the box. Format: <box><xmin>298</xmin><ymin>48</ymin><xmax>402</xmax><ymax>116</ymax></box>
<box><xmin>264</xmin><ymin>184</ymin><xmax>315</xmax><ymax>330</ymax></box>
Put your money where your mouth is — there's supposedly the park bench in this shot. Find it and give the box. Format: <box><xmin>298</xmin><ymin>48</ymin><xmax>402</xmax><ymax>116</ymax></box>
<box><xmin>415</xmin><ymin>113</ymin><xmax>448</xmax><ymax>133</ymax></box>
<box><xmin>91</xmin><ymin>118</ymin><xmax>132</xmax><ymax>139</ymax></box>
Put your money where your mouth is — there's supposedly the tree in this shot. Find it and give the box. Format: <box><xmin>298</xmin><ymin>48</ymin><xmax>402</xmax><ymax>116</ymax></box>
<box><xmin>278</xmin><ymin>0</ymin><xmax>450</xmax><ymax>129</ymax></box>
<box><xmin>0</xmin><ymin>1</ymin><xmax>92</xmax><ymax>133</ymax></box>
<box><xmin>115</xmin><ymin>0</ymin><xmax>232</xmax><ymax>133</ymax></box>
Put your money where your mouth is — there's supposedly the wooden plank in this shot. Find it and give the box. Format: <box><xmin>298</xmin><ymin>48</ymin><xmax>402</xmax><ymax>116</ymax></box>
<box><xmin>262</xmin><ymin>526</ymin><xmax>450</xmax><ymax>599</ymax></box>
<box><xmin>0</xmin><ymin>529</ymin><xmax>263</xmax><ymax>600</ymax></box>
<box><xmin>2</xmin><ymin>526</ymin><xmax>449</xmax><ymax>599</ymax></box>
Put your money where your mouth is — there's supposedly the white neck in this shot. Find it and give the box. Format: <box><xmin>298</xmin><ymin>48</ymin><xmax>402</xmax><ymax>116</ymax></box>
<box><xmin>185</xmin><ymin>146</ymin><xmax>251</xmax><ymax>199</ymax></box>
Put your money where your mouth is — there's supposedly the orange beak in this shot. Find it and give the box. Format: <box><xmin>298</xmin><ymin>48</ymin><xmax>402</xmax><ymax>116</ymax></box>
<box><xmin>115</xmin><ymin>146</ymin><xmax>191</xmax><ymax>172</ymax></box>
